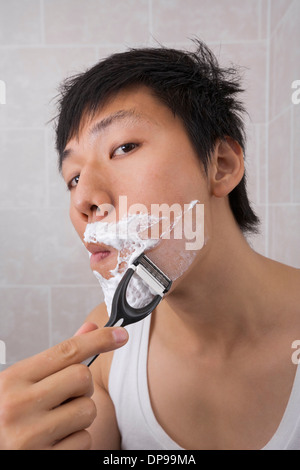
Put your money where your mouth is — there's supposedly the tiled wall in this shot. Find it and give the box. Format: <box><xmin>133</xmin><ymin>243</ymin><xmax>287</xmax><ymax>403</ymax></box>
<box><xmin>0</xmin><ymin>0</ymin><xmax>299</xmax><ymax>367</ymax></box>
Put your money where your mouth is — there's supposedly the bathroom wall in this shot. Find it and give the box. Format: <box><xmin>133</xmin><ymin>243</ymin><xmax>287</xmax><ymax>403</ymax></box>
<box><xmin>0</xmin><ymin>0</ymin><xmax>299</xmax><ymax>368</ymax></box>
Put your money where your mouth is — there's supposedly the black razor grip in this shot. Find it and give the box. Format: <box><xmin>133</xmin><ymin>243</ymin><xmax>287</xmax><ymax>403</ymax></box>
<box><xmin>106</xmin><ymin>267</ymin><xmax>162</xmax><ymax>328</ymax></box>
<box><xmin>86</xmin><ymin>268</ymin><xmax>162</xmax><ymax>367</ymax></box>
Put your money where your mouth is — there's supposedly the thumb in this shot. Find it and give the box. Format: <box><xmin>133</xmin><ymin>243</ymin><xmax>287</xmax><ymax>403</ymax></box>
<box><xmin>74</xmin><ymin>321</ymin><xmax>99</xmax><ymax>336</ymax></box>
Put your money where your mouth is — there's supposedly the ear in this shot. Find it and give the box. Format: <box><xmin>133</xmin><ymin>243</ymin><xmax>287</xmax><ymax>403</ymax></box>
<box><xmin>209</xmin><ymin>137</ymin><xmax>245</xmax><ymax>198</ymax></box>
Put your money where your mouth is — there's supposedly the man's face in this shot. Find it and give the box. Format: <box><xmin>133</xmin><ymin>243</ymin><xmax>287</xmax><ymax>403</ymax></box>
<box><xmin>61</xmin><ymin>86</ymin><xmax>208</xmax><ymax>279</ymax></box>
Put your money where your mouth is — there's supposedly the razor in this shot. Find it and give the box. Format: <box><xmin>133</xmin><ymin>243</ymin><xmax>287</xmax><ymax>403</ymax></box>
<box><xmin>87</xmin><ymin>253</ymin><xmax>172</xmax><ymax>366</ymax></box>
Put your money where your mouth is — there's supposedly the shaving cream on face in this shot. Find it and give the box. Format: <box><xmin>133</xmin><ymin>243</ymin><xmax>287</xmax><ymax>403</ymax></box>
<box><xmin>84</xmin><ymin>213</ymin><xmax>162</xmax><ymax>315</ymax></box>
<box><xmin>83</xmin><ymin>201</ymin><xmax>202</xmax><ymax>315</ymax></box>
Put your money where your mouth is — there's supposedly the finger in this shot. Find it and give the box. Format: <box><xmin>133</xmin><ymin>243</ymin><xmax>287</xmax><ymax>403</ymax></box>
<box><xmin>52</xmin><ymin>430</ymin><xmax>92</xmax><ymax>450</ymax></box>
<box><xmin>74</xmin><ymin>322</ymin><xmax>98</xmax><ymax>336</ymax></box>
<box><xmin>14</xmin><ymin>326</ymin><xmax>128</xmax><ymax>383</ymax></box>
<box><xmin>32</xmin><ymin>363</ymin><xmax>94</xmax><ymax>410</ymax></box>
<box><xmin>46</xmin><ymin>396</ymin><xmax>96</xmax><ymax>445</ymax></box>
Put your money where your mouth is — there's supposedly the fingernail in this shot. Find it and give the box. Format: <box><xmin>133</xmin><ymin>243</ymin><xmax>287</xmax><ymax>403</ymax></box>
<box><xmin>112</xmin><ymin>327</ymin><xmax>128</xmax><ymax>343</ymax></box>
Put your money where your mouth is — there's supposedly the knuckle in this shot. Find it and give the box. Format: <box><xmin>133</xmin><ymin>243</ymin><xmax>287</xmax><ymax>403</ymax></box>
<box><xmin>72</xmin><ymin>363</ymin><xmax>91</xmax><ymax>385</ymax></box>
<box><xmin>75</xmin><ymin>397</ymin><xmax>97</xmax><ymax>426</ymax></box>
<box><xmin>83</xmin><ymin>397</ymin><xmax>97</xmax><ymax>422</ymax></box>
<box><xmin>57</xmin><ymin>338</ymin><xmax>79</xmax><ymax>361</ymax></box>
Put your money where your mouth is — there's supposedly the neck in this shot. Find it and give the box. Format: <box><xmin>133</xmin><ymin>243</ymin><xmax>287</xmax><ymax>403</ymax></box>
<box><xmin>161</xmin><ymin>220</ymin><xmax>274</xmax><ymax>353</ymax></box>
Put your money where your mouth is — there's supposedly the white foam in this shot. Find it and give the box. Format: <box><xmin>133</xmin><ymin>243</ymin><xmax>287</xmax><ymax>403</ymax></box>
<box><xmin>84</xmin><ymin>212</ymin><xmax>161</xmax><ymax>315</ymax></box>
<box><xmin>83</xmin><ymin>202</ymin><xmax>200</xmax><ymax>316</ymax></box>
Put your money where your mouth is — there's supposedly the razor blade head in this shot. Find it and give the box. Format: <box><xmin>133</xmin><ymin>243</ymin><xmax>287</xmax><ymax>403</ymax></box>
<box><xmin>132</xmin><ymin>253</ymin><xmax>172</xmax><ymax>296</ymax></box>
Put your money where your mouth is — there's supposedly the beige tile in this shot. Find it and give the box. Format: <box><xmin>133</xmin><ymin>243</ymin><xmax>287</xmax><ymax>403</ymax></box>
<box><xmin>0</xmin><ymin>47</ymin><xmax>97</xmax><ymax>128</ymax></box>
<box><xmin>96</xmin><ymin>45</ymin><xmax>130</xmax><ymax>59</ymax></box>
<box><xmin>0</xmin><ymin>287</ymin><xmax>49</xmax><ymax>364</ymax></box>
<box><xmin>259</xmin><ymin>0</ymin><xmax>269</xmax><ymax>40</ymax></box>
<box><xmin>0</xmin><ymin>208</ymin><xmax>98</xmax><ymax>285</ymax></box>
<box><xmin>0</xmin><ymin>129</ymin><xmax>46</xmax><ymax>208</ymax></box>
<box><xmin>46</xmin><ymin>127</ymin><xmax>70</xmax><ymax>208</ymax></box>
<box><xmin>242</xmin><ymin>123</ymin><xmax>267</xmax><ymax>207</ymax></box>
<box><xmin>269</xmin><ymin>1</ymin><xmax>300</xmax><ymax>119</ymax></box>
<box><xmin>244</xmin><ymin>123</ymin><xmax>259</xmax><ymax>206</ymax></box>
<box><xmin>215</xmin><ymin>42</ymin><xmax>267</xmax><ymax>124</ymax></box>
<box><xmin>44</xmin><ymin>0</ymin><xmax>149</xmax><ymax>45</ymax></box>
<box><xmin>269</xmin><ymin>205</ymin><xmax>300</xmax><ymax>268</ymax></box>
<box><xmin>270</xmin><ymin>0</ymin><xmax>294</xmax><ymax>32</ymax></box>
<box><xmin>0</xmin><ymin>0</ymin><xmax>41</xmax><ymax>45</ymax></box>
<box><xmin>152</xmin><ymin>0</ymin><xmax>260</xmax><ymax>43</ymax></box>
<box><xmin>268</xmin><ymin>109</ymin><xmax>292</xmax><ymax>203</ymax></box>
<box><xmin>51</xmin><ymin>286</ymin><xmax>104</xmax><ymax>345</ymax></box>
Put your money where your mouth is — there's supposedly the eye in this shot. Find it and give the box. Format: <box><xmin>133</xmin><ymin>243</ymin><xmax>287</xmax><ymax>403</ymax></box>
<box><xmin>67</xmin><ymin>174</ymin><xmax>80</xmax><ymax>190</ymax></box>
<box><xmin>112</xmin><ymin>143</ymin><xmax>139</xmax><ymax>158</ymax></box>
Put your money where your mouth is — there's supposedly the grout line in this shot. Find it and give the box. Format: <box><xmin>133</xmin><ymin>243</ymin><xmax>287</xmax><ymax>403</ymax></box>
<box><xmin>40</xmin><ymin>0</ymin><xmax>45</xmax><ymax>44</ymax></box>
<box><xmin>264</xmin><ymin>0</ymin><xmax>271</xmax><ymax>258</ymax></box>
<box><xmin>0</xmin><ymin>126</ymin><xmax>45</xmax><ymax>131</ymax></box>
<box><xmin>0</xmin><ymin>44</ymin><xmax>120</xmax><ymax>49</ymax></box>
<box><xmin>269</xmin><ymin>0</ymin><xmax>295</xmax><ymax>41</ymax></box>
<box><xmin>0</xmin><ymin>38</ymin><xmax>268</xmax><ymax>50</ymax></box>
<box><xmin>268</xmin><ymin>202</ymin><xmax>300</xmax><ymax>207</ymax></box>
<box><xmin>256</xmin><ymin>124</ymin><xmax>261</xmax><ymax>204</ymax></box>
<box><xmin>0</xmin><ymin>206</ymin><xmax>69</xmax><ymax>211</ymax></box>
<box><xmin>258</xmin><ymin>0</ymin><xmax>262</xmax><ymax>41</ymax></box>
<box><xmin>44</xmin><ymin>127</ymin><xmax>50</xmax><ymax>207</ymax></box>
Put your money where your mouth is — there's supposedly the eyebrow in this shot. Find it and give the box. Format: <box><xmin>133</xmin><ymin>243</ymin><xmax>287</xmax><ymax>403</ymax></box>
<box><xmin>61</xmin><ymin>109</ymin><xmax>150</xmax><ymax>165</ymax></box>
<box><xmin>89</xmin><ymin>109</ymin><xmax>146</xmax><ymax>136</ymax></box>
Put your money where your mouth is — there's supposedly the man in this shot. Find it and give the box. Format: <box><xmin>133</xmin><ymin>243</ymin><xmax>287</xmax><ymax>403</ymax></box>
<box><xmin>0</xmin><ymin>40</ymin><xmax>299</xmax><ymax>450</ymax></box>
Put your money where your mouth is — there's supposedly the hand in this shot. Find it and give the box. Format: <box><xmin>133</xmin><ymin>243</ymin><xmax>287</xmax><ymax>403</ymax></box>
<box><xmin>0</xmin><ymin>323</ymin><xmax>128</xmax><ymax>450</ymax></box>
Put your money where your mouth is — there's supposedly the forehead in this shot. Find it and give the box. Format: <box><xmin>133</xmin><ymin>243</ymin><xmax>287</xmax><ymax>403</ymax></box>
<box><xmin>61</xmin><ymin>86</ymin><xmax>172</xmax><ymax>164</ymax></box>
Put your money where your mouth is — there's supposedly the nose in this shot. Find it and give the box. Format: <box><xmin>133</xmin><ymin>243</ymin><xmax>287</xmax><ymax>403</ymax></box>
<box><xmin>72</xmin><ymin>167</ymin><xmax>114</xmax><ymax>224</ymax></box>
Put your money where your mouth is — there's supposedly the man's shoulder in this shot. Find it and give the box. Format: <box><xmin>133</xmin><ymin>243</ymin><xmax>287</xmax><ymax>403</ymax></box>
<box><xmin>270</xmin><ymin>261</ymin><xmax>300</xmax><ymax>320</ymax></box>
<box><xmin>85</xmin><ymin>302</ymin><xmax>109</xmax><ymax>328</ymax></box>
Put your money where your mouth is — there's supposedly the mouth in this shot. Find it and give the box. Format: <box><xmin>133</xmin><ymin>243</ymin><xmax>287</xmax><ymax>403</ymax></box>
<box><xmin>85</xmin><ymin>242</ymin><xmax>114</xmax><ymax>267</ymax></box>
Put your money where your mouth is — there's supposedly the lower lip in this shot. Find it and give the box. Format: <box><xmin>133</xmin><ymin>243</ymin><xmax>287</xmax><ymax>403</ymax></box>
<box><xmin>90</xmin><ymin>251</ymin><xmax>111</xmax><ymax>264</ymax></box>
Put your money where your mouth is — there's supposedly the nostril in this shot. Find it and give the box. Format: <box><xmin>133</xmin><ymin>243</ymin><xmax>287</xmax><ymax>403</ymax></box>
<box><xmin>95</xmin><ymin>203</ymin><xmax>114</xmax><ymax>219</ymax></box>
<box><xmin>91</xmin><ymin>204</ymin><xmax>99</xmax><ymax>213</ymax></box>
<box><xmin>90</xmin><ymin>204</ymin><xmax>110</xmax><ymax>223</ymax></box>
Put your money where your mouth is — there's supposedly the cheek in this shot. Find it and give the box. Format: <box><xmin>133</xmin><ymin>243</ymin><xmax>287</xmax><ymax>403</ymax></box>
<box><xmin>146</xmin><ymin>154</ymin><xmax>207</xmax><ymax>205</ymax></box>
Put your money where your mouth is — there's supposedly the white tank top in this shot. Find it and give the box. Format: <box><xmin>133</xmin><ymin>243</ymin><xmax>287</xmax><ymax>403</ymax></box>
<box><xmin>108</xmin><ymin>314</ymin><xmax>300</xmax><ymax>450</ymax></box>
